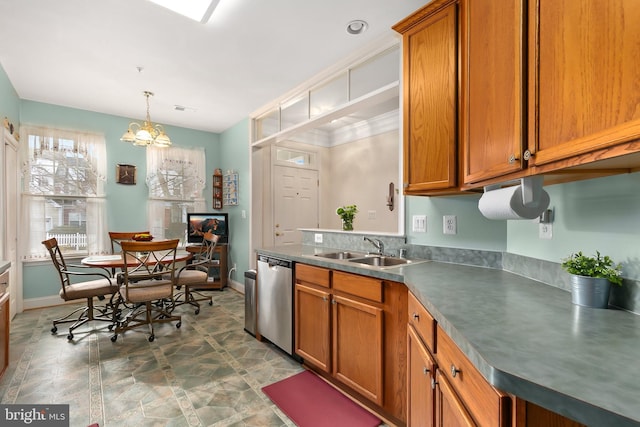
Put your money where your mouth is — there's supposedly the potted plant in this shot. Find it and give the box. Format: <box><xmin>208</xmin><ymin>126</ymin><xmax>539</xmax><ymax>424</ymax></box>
<box><xmin>561</xmin><ymin>251</ymin><xmax>623</xmax><ymax>308</ymax></box>
<box><xmin>336</xmin><ymin>204</ymin><xmax>358</xmax><ymax>231</ymax></box>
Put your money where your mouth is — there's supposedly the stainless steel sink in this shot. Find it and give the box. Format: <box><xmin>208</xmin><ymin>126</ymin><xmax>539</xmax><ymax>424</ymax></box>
<box><xmin>314</xmin><ymin>251</ymin><xmax>366</xmax><ymax>260</ymax></box>
<box><xmin>348</xmin><ymin>256</ymin><xmax>413</xmax><ymax>267</ymax></box>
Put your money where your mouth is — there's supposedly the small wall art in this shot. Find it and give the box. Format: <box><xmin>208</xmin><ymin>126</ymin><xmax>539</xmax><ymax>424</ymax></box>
<box><xmin>116</xmin><ymin>164</ymin><xmax>136</xmax><ymax>185</ymax></box>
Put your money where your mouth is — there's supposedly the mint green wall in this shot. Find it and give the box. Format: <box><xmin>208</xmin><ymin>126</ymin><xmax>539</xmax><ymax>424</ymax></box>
<box><xmin>20</xmin><ymin>100</ymin><xmax>220</xmax><ymax>299</ymax></box>
<box><xmin>0</xmin><ymin>64</ymin><xmax>19</xmax><ymax>133</ymax></box>
<box><xmin>405</xmin><ymin>194</ymin><xmax>506</xmax><ymax>251</ymax></box>
<box><xmin>507</xmin><ymin>172</ymin><xmax>640</xmax><ymax>280</ymax></box>
<box><xmin>404</xmin><ymin>171</ymin><xmax>640</xmax><ymax>281</ymax></box>
<box><xmin>219</xmin><ymin>118</ymin><xmax>250</xmax><ymax>283</ymax></box>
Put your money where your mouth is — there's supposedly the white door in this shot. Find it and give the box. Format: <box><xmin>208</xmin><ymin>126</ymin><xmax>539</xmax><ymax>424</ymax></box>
<box><xmin>3</xmin><ymin>132</ymin><xmax>20</xmax><ymax>317</ymax></box>
<box><xmin>273</xmin><ymin>165</ymin><xmax>318</xmax><ymax>245</ymax></box>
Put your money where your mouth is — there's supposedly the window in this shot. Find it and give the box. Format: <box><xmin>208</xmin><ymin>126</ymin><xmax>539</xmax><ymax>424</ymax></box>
<box><xmin>146</xmin><ymin>146</ymin><xmax>206</xmax><ymax>245</ymax></box>
<box><xmin>21</xmin><ymin>125</ymin><xmax>108</xmax><ymax>260</ymax></box>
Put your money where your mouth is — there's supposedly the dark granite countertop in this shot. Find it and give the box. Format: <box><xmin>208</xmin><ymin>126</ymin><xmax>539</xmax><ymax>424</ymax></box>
<box><xmin>257</xmin><ymin>245</ymin><xmax>640</xmax><ymax>427</ymax></box>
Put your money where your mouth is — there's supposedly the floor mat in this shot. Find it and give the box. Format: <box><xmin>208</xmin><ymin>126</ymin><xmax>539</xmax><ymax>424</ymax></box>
<box><xmin>262</xmin><ymin>370</ymin><xmax>381</xmax><ymax>427</ymax></box>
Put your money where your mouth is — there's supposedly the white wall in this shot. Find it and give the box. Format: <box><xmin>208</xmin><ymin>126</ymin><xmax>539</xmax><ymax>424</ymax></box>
<box><xmin>325</xmin><ymin>130</ymin><xmax>399</xmax><ymax>232</ymax></box>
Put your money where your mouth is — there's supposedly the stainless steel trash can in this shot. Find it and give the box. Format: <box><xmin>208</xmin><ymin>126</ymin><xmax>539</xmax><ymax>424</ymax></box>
<box><xmin>244</xmin><ymin>270</ymin><xmax>257</xmax><ymax>336</ymax></box>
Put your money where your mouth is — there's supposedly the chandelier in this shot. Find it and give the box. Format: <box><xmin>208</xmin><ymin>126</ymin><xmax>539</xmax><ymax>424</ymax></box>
<box><xmin>121</xmin><ymin>91</ymin><xmax>172</xmax><ymax>147</ymax></box>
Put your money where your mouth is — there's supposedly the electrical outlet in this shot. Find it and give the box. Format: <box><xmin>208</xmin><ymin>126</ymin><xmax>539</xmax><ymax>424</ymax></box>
<box><xmin>412</xmin><ymin>215</ymin><xmax>427</xmax><ymax>233</ymax></box>
<box><xmin>539</xmin><ymin>223</ymin><xmax>553</xmax><ymax>239</ymax></box>
<box><xmin>314</xmin><ymin>233</ymin><xmax>323</xmax><ymax>243</ymax></box>
<box><xmin>443</xmin><ymin>215</ymin><xmax>457</xmax><ymax>235</ymax></box>
<box><xmin>233</xmin><ymin>263</ymin><xmax>237</xmax><ymax>270</ymax></box>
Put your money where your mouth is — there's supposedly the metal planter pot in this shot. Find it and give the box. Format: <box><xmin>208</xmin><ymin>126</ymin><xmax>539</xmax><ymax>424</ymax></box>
<box><xmin>570</xmin><ymin>275</ymin><xmax>611</xmax><ymax>308</ymax></box>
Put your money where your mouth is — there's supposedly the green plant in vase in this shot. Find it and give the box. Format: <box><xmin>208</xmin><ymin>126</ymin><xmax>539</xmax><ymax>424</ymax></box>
<box><xmin>561</xmin><ymin>251</ymin><xmax>623</xmax><ymax>308</ymax></box>
<box><xmin>336</xmin><ymin>204</ymin><xmax>358</xmax><ymax>231</ymax></box>
<box><xmin>561</xmin><ymin>251</ymin><xmax>623</xmax><ymax>286</ymax></box>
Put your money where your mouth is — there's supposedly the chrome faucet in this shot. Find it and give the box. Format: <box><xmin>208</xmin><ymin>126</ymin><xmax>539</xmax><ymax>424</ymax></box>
<box><xmin>364</xmin><ymin>237</ymin><xmax>384</xmax><ymax>255</ymax></box>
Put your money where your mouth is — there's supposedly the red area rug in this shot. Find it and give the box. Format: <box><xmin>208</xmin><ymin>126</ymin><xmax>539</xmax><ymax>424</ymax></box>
<box><xmin>262</xmin><ymin>370</ymin><xmax>381</xmax><ymax>427</ymax></box>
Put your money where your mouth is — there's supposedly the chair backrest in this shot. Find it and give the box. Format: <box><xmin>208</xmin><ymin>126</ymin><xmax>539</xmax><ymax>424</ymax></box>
<box><xmin>41</xmin><ymin>237</ymin><xmax>71</xmax><ymax>298</ymax></box>
<box><xmin>109</xmin><ymin>231</ymin><xmax>151</xmax><ymax>254</ymax></box>
<box><xmin>119</xmin><ymin>239</ymin><xmax>180</xmax><ymax>299</ymax></box>
<box><xmin>200</xmin><ymin>232</ymin><xmax>220</xmax><ymax>262</ymax></box>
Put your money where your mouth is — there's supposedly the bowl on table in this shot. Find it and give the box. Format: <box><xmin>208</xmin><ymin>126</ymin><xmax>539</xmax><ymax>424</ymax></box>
<box><xmin>132</xmin><ymin>233</ymin><xmax>153</xmax><ymax>241</ymax></box>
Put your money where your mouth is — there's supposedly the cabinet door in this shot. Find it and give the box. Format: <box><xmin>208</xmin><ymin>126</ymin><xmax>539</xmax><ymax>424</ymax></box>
<box><xmin>461</xmin><ymin>0</ymin><xmax>526</xmax><ymax>184</ymax></box>
<box><xmin>435</xmin><ymin>370</ymin><xmax>477</xmax><ymax>427</ymax></box>
<box><xmin>529</xmin><ymin>0</ymin><xmax>640</xmax><ymax>167</ymax></box>
<box><xmin>294</xmin><ymin>283</ymin><xmax>331</xmax><ymax>372</ymax></box>
<box><xmin>408</xmin><ymin>325</ymin><xmax>436</xmax><ymax>427</ymax></box>
<box><xmin>332</xmin><ymin>294</ymin><xmax>383</xmax><ymax>405</ymax></box>
<box><xmin>397</xmin><ymin>2</ymin><xmax>458</xmax><ymax>193</ymax></box>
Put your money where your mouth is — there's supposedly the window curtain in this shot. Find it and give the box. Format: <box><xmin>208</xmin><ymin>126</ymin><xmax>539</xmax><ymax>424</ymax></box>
<box><xmin>146</xmin><ymin>146</ymin><xmax>206</xmax><ymax>241</ymax></box>
<box><xmin>20</xmin><ymin>125</ymin><xmax>107</xmax><ymax>196</ymax></box>
<box><xmin>20</xmin><ymin>125</ymin><xmax>109</xmax><ymax>260</ymax></box>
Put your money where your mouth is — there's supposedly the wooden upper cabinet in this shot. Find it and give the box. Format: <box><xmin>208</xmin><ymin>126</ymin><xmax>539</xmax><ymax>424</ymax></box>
<box><xmin>394</xmin><ymin>0</ymin><xmax>458</xmax><ymax>194</ymax></box>
<box><xmin>528</xmin><ymin>0</ymin><xmax>640</xmax><ymax>167</ymax></box>
<box><xmin>461</xmin><ymin>0</ymin><xmax>526</xmax><ymax>185</ymax></box>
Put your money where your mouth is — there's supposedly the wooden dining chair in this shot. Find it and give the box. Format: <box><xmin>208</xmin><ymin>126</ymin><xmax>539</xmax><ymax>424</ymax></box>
<box><xmin>108</xmin><ymin>231</ymin><xmax>151</xmax><ymax>253</ymax></box>
<box><xmin>111</xmin><ymin>239</ymin><xmax>181</xmax><ymax>342</ymax></box>
<box><xmin>42</xmin><ymin>238</ymin><xmax>119</xmax><ymax>340</ymax></box>
<box><xmin>108</xmin><ymin>231</ymin><xmax>151</xmax><ymax>274</ymax></box>
<box><xmin>174</xmin><ymin>232</ymin><xmax>219</xmax><ymax>314</ymax></box>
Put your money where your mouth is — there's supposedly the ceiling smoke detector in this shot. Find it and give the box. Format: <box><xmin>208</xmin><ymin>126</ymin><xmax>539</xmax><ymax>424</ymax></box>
<box><xmin>346</xmin><ymin>20</ymin><xmax>368</xmax><ymax>35</ymax></box>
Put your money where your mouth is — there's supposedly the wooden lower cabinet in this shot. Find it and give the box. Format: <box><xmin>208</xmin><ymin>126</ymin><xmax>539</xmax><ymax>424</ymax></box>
<box><xmin>294</xmin><ymin>264</ymin><xmax>407</xmax><ymax>424</ymax></box>
<box><xmin>332</xmin><ymin>293</ymin><xmax>383</xmax><ymax>405</ymax></box>
<box><xmin>407</xmin><ymin>324</ymin><xmax>437</xmax><ymax>427</ymax></box>
<box><xmin>435</xmin><ymin>369</ymin><xmax>477</xmax><ymax>427</ymax></box>
<box><xmin>294</xmin><ymin>282</ymin><xmax>331</xmax><ymax>372</ymax></box>
<box><xmin>437</xmin><ymin>325</ymin><xmax>511</xmax><ymax>427</ymax></box>
<box><xmin>0</xmin><ymin>269</ymin><xmax>9</xmax><ymax>381</ymax></box>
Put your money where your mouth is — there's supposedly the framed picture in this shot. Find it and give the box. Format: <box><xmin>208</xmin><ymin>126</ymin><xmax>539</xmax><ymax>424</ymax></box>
<box><xmin>116</xmin><ymin>164</ymin><xmax>136</xmax><ymax>185</ymax></box>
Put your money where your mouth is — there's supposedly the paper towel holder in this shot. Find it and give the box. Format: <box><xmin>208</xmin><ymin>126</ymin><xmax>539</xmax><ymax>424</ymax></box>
<box><xmin>483</xmin><ymin>176</ymin><xmax>545</xmax><ymax>207</ymax></box>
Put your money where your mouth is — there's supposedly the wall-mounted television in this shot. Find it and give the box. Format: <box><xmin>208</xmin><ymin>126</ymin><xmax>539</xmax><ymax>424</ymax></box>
<box><xmin>187</xmin><ymin>213</ymin><xmax>229</xmax><ymax>244</ymax></box>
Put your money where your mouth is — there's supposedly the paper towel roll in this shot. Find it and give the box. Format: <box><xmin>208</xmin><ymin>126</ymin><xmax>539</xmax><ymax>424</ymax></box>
<box><xmin>478</xmin><ymin>185</ymin><xmax>550</xmax><ymax>220</ymax></box>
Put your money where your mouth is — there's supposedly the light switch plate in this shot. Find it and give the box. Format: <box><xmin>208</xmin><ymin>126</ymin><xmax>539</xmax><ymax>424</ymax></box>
<box><xmin>412</xmin><ymin>215</ymin><xmax>427</xmax><ymax>233</ymax></box>
<box><xmin>314</xmin><ymin>233</ymin><xmax>323</xmax><ymax>243</ymax></box>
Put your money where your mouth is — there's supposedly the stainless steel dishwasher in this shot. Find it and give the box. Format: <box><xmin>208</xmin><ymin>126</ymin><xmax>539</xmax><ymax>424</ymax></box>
<box><xmin>257</xmin><ymin>255</ymin><xmax>294</xmax><ymax>356</ymax></box>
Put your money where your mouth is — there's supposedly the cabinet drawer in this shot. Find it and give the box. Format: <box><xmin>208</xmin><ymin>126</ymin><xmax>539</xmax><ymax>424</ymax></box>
<box><xmin>408</xmin><ymin>292</ymin><xmax>436</xmax><ymax>353</ymax></box>
<box><xmin>295</xmin><ymin>264</ymin><xmax>330</xmax><ymax>288</ymax></box>
<box><xmin>436</xmin><ymin>325</ymin><xmax>510</xmax><ymax>427</ymax></box>
<box><xmin>333</xmin><ymin>271</ymin><xmax>383</xmax><ymax>303</ymax></box>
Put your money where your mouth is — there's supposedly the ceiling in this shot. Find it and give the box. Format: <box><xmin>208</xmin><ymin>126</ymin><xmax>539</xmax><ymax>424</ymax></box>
<box><xmin>0</xmin><ymin>0</ymin><xmax>427</xmax><ymax>134</ymax></box>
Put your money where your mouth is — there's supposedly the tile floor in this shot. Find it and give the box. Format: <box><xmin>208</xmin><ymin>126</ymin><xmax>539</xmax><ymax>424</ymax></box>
<box><xmin>0</xmin><ymin>289</ymin><xmax>304</xmax><ymax>426</ymax></box>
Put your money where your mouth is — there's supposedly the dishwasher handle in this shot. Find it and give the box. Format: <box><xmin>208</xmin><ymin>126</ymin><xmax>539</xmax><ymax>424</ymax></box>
<box><xmin>258</xmin><ymin>255</ymin><xmax>293</xmax><ymax>269</ymax></box>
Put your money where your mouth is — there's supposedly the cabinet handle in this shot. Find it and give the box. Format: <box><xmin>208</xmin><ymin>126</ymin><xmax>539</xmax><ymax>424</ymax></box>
<box><xmin>451</xmin><ymin>364</ymin><xmax>461</xmax><ymax>378</ymax></box>
<box><xmin>508</xmin><ymin>154</ymin><xmax>517</xmax><ymax>164</ymax></box>
<box><xmin>431</xmin><ymin>377</ymin><xmax>437</xmax><ymax>390</ymax></box>
<box><xmin>322</xmin><ymin>296</ymin><xmax>328</xmax><ymax>302</ymax></box>
<box><xmin>423</xmin><ymin>367</ymin><xmax>430</xmax><ymax>375</ymax></box>
<box><xmin>331</xmin><ymin>299</ymin><xmax>337</xmax><ymax>305</ymax></box>
<box><xmin>523</xmin><ymin>150</ymin><xmax>532</xmax><ymax>161</ymax></box>
<box><xmin>412</xmin><ymin>313</ymin><xmax>419</xmax><ymax>320</ymax></box>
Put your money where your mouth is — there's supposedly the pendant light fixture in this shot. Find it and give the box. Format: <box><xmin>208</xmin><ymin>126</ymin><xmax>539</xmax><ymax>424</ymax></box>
<box><xmin>121</xmin><ymin>91</ymin><xmax>172</xmax><ymax>147</ymax></box>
